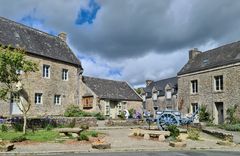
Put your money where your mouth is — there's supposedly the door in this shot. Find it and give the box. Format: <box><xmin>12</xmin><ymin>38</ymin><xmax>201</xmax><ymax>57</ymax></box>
<box><xmin>215</xmin><ymin>102</ymin><xmax>224</xmax><ymax>124</ymax></box>
<box><xmin>109</xmin><ymin>101</ymin><xmax>117</xmax><ymax>119</ymax></box>
<box><xmin>10</xmin><ymin>96</ymin><xmax>22</xmax><ymax>115</ymax></box>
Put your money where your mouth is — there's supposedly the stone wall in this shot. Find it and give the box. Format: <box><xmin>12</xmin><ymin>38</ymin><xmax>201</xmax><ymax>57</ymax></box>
<box><xmin>178</xmin><ymin>63</ymin><xmax>240</xmax><ymax>124</ymax></box>
<box><xmin>0</xmin><ymin>54</ymin><xmax>80</xmax><ymax>117</ymax></box>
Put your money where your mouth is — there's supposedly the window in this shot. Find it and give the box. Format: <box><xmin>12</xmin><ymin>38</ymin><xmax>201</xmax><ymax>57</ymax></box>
<box><xmin>142</xmin><ymin>94</ymin><xmax>146</xmax><ymax>102</ymax></box>
<box><xmin>117</xmin><ymin>103</ymin><xmax>122</xmax><ymax>115</ymax></box>
<box><xmin>166</xmin><ymin>91</ymin><xmax>172</xmax><ymax>99</ymax></box>
<box><xmin>214</xmin><ymin>75</ymin><xmax>223</xmax><ymax>91</ymax></box>
<box><xmin>35</xmin><ymin>93</ymin><xmax>42</xmax><ymax>104</ymax></box>
<box><xmin>43</xmin><ymin>65</ymin><xmax>50</xmax><ymax>78</ymax></box>
<box><xmin>152</xmin><ymin>92</ymin><xmax>157</xmax><ymax>101</ymax></box>
<box><xmin>82</xmin><ymin>97</ymin><xmax>93</xmax><ymax>108</ymax></box>
<box><xmin>54</xmin><ymin>95</ymin><xmax>61</xmax><ymax>105</ymax></box>
<box><xmin>191</xmin><ymin>103</ymin><xmax>198</xmax><ymax>114</ymax></box>
<box><xmin>105</xmin><ymin>105</ymin><xmax>110</xmax><ymax>115</ymax></box>
<box><xmin>191</xmin><ymin>80</ymin><xmax>198</xmax><ymax>93</ymax></box>
<box><xmin>62</xmin><ymin>69</ymin><xmax>68</xmax><ymax>80</ymax></box>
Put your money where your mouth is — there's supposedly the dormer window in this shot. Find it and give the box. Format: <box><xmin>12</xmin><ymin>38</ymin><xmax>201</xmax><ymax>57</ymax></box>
<box><xmin>166</xmin><ymin>91</ymin><xmax>172</xmax><ymax>99</ymax></box>
<box><xmin>152</xmin><ymin>92</ymin><xmax>157</xmax><ymax>101</ymax></box>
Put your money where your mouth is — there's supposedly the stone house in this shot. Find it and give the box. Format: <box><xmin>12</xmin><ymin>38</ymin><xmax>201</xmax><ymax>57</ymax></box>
<box><xmin>0</xmin><ymin>16</ymin><xmax>83</xmax><ymax>116</ymax></box>
<box><xmin>141</xmin><ymin>77</ymin><xmax>178</xmax><ymax>114</ymax></box>
<box><xmin>79</xmin><ymin>76</ymin><xmax>143</xmax><ymax>119</ymax></box>
<box><xmin>178</xmin><ymin>42</ymin><xmax>240</xmax><ymax>124</ymax></box>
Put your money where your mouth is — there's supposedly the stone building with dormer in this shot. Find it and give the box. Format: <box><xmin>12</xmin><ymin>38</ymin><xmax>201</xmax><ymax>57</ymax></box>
<box><xmin>0</xmin><ymin>17</ymin><xmax>83</xmax><ymax>116</ymax></box>
<box><xmin>178</xmin><ymin>41</ymin><xmax>240</xmax><ymax>124</ymax></box>
<box><xmin>141</xmin><ymin>77</ymin><xmax>178</xmax><ymax>113</ymax></box>
<box><xmin>79</xmin><ymin>76</ymin><xmax>143</xmax><ymax>119</ymax></box>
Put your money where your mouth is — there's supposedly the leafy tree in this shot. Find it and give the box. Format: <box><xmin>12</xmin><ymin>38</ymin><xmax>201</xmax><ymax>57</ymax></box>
<box><xmin>0</xmin><ymin>46</ymin><xmax>38</xmax><ymax>134</ymax></box>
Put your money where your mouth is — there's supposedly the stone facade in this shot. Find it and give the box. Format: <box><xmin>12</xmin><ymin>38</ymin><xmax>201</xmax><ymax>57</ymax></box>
<box><xmin>142</xmin><ymin>77</ymin><xmax>178</xmax><ymax>114</ymax></box>
<box><xmin>178</xmin><ymin>63</ymin><xmax>240</xmax><ymax>124</ymax></box>
<box><xmin>0</xmin><ymin>54</ymin><xmax>81</xmax><ymax>117</ymax></box>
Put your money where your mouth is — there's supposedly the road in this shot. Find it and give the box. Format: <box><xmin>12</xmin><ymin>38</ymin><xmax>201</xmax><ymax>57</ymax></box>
<box><xmin>38</xmin><ymin>151</ymin><xmax>240</xmax><ymax>156</ymax></box>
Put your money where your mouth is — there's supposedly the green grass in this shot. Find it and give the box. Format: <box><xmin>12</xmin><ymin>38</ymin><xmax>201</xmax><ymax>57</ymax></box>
<box><xmin>0</xmin><ymin>130</ymin><xmax>59</xmax><ymax>142</ymax></box>
<box><xmin>81</xmin><ymin>130</ymin><xmax>99</xmax><ymax>137</ymax></box>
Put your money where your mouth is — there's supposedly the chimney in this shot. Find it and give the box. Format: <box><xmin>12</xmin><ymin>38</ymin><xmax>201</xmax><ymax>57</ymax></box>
<box><xmin>58</xmin><ymin>32</ymin><xmax>67</xmax><ymax>42</ymax></box>
<box><xmin>146</xmin><ymin>80</ymin><xmax>153</xmax><ymax>87</ymax></box>
<box><xmin>189</xmin><ymin>48</ymin><xmax>201</xmax><ymax>60</ymax></box>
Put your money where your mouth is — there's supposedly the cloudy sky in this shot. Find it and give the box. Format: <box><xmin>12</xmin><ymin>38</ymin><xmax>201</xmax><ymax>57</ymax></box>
<box><xmin>1</xmin><ymin>0</ymin><xmax>240</xmax><ymax>87</ymax></box>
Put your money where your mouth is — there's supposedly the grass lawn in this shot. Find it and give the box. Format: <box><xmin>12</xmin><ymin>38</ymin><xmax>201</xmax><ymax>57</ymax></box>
<box><xmin>0</xmin><ymin>130</ymin><xmax>60</xmax><ymax>142</ymax></box>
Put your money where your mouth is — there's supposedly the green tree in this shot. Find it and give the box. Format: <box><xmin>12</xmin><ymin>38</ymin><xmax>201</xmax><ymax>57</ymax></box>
<box><xmin>0</xmin><ymin>46</ymin><xmax>38</xmax><ymax>134</ymax></box>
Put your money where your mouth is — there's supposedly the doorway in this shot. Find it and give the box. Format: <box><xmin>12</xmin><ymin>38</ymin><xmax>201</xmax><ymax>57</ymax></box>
<box><xmin>109</xmin><ymin>101</ymin><xmax>118</xmax><ymax>119</ymax></box>
<box><xmin>10</xmin><ymin>96</ymin><xmax>22</xmax><ymax>115</ymax></box>
<box><xmin>215</xmin><ymin>102</ymin><xmax>224</xmax><ymax>124</ymax></box>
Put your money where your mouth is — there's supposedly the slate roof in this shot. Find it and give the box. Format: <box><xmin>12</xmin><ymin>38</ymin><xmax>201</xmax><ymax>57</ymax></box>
<box><xmin>0</xmin><ymin>16</ymin><xmax>82</xmax><ymax>68</ymax></box>
<box><xmin>144</xmin><ymin>77</ymin><xmax>178</xmax><ymax>98</ymax></box>
<box><xmin>83</xmin><ymin>76</ymin><xmax>142</xmax><ymax>101</ymax></box>
<box><xmin>178</xmin><ymin>41</ymin><xmax>240</xmax><ymax>75</ymax></box>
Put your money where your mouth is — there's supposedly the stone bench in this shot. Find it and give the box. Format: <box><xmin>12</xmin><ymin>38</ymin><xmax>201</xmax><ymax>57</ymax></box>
<box><xmin>55</xmin><ymin>128</ymin><xmax>83</xmax><ymax>137</ymax></box>
<box><xmin>131</xmin><ymin>129</ymin><xmax>170</xmax><ymax>141</ymax></box>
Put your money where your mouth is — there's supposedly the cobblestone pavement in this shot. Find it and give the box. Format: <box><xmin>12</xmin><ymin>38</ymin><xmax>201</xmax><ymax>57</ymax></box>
<box><xmin>10</xmin><ymin>128</ymin><xmax>240</xmax><ymax>153</ymax></box>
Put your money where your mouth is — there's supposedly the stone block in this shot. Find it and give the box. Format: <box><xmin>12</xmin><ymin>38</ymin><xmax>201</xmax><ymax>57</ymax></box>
<box><xmin>216</xmin><ymin>141</ymin><xmax>234</xmax><ymax>146</ymax></box>
<box><xmin>158</xmin><ymin>135</ymin><xmax>165</xmax><ymax>142</ymax></box>
<box><xmin>0</xmin><ymin>143</ymin><xmax>14</xmax><ymax>152</ymax></box>
<box><xmin>71</xmin><ymin>133</ymin><xmax>79</xmax><ymax>138</ymax></box>
<box><xmin>169</xmin><ymin>141</ymin><xmax>187</xmax><ymax>148</ymax></box>
<box><xmin>92</xmin><ymin>142</ymin><xmax>111</xmax><ymax>149</ymax></box>
<box><xmin>144</xmin><ymin>134</ymin><xmax>150</xmax><ymax>140</ymax></box>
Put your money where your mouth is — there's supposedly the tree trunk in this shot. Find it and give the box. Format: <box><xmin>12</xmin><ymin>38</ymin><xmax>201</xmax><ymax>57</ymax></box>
<box><xmin>23</xmin><ymin>113</ymin><xmax>27</xmax><ymax>134</ymax></box>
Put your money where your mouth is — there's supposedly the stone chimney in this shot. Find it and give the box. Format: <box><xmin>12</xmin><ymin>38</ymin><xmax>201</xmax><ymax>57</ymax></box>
<box><xmin>58</xmin><ymin>32</ymin><xmax>67</xmax><ymax>42</ymax></box>
<box><xmin>189</xmin><ymin>48</ymin><xmax>201</xmax><ymax>60</ymax></box>
<box><xmin>146</xmin><ymin>80</ymin><xmax>153</xmax><ymax>87</ymax></box>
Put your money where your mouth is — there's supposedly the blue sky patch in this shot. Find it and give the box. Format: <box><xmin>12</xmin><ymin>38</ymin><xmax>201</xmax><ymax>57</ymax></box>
<box><xmin>75</xmin><ymin>0</ymin><xmax>100</xmax><ymax>25</ymax></box>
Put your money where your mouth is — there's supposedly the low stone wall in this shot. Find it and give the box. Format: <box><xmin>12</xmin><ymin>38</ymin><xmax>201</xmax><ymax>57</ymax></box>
<box><xmin>105</xmin><ymin>119</ymin><xmax>146</xmax><ymax>127</ymax></box>
<box><xmin>7</xmin><ymin>116</ymin><xmax>98</xmax><ymax>128</ymax></box>
<box><xmin>202</xmin><ymin>128</ymin><xmax>233</xmax><ymax>142</ymax></box>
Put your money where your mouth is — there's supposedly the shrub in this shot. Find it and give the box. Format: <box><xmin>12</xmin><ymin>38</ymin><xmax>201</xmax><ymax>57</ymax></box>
<box><xmin>199</xmin><ymin>105</ymin><xmax>210</xmax><ymax>122</ymax></box>
<box><xmin>187</xmin><ymin>128</ymin><xmax>200</xmax><ymax>140</ymax></box>
<box><xmin>128</xmin><ymin>109</ymin><xmax>135</xmax><ymax>118</ymax></box>
<box><xmin>10</xmin><ymin>136</ymin><xmax>27</xmax><ymax>143</ymax></box>
<box><xmin>12</xmin><ymin>122</ymin><xmax>23</xmax><ymax>132</ymax></box>
<box><xmin>64</xmin><ymin>105</ymin><xmax>83</xmax><ymax>117</ymax></box>
<box><xmin>0</xmin><ymin>124</ymin><xmax>8</xmax><ymax>132</ymax></box>
<box><xmin>118</xmin><ymin>111</ymin><xmax>125</xmax><ymax>120</ymax></box>
<box><xmin>226</xmin><ymin>105</ymin><xmax>238</xmax><ymax>124</ymax></box>
<box><xmin>94</xmin><ymin>113</ymin><xmax>105</xmax><ymax>120</ymax></box>
<box><xmin>167</xmin><ymin>125</ymin><xmax>180</xmax><ymax>140</ymax></box>
<box><xmin>78</xmin><ymin>134</ymin><xmax>89</xmax><ymax>141</ymax></box>
<box><xmin>91</xmin><ymin>131</ymin><xmax>98</xmax><ymax>137</ymax></box>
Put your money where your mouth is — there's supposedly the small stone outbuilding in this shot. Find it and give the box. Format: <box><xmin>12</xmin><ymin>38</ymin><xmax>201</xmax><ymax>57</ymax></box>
<box><xmin>79</xmin><ymin>76</ymin><xmax>143</xmax><ymax>119</ymax></box>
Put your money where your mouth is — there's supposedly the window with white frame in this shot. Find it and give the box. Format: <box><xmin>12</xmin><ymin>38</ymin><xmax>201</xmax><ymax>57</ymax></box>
<box><xmin>214</xmin><ymin>75</ymin><xmax>223</xmax><ymax>91</ymax></box>
<box><xmin>166</xmin><ymin>91</ymin><xmax>172</xmax><ymax>99</ymax></box>
<box><xmin>191</xmin><ymin>80</ymin><xmax>198</xmax><ymax>93</ymax></box>
<box><xmin>62</xmin><ymin>69</ymin><xmax>68</xmax><ymax>80</ymax></box>
<box><xmin>43</xmin><ymin>65</ymin><xmax>50</xmax><ymax>78</ymax></box>
<box><xmin>35</xmin><ymin>93</ymin><xmax>42</xmax><ymax>104</ymax></box>
<box><xmin>142</xmin><ymin>94</ymin><xmax>146</xmax><ymax>102</ymax></box>
<box><xmin>105</xmin><ymin>103</ymin><xmax>110</xmax><ymax>115</ymax></box>
<box><xmin>152</xmin><ymin>92</ymin><xmax>157</xmax><ymax>101</ymax></box>
<box><xmin>54</xmin><ymin>95</ymin><xmax>61</xmax><ymax>105</ymax></box>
